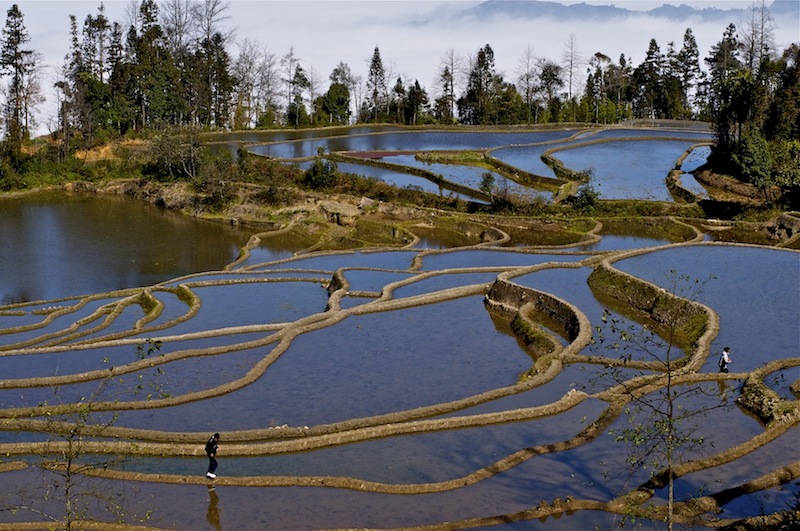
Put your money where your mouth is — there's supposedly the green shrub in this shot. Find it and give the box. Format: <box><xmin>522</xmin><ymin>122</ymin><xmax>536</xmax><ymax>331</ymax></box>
<box><xmin>303</xmin><ymin>153</ymin><xmax>338</xmax><ymax>190</ymax></box>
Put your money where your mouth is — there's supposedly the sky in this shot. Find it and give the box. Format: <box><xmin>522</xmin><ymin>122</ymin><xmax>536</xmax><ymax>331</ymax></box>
<box><xmin>9</xmin><ymin>1</ymin><xmax>800</xmax><ymax>134</ymax></box>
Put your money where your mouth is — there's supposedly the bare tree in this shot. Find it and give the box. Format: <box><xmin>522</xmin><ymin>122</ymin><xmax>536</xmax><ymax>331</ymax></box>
<box><xmin>161</xmin><ymin>0</ymin><xmax>195</xmax><ymax>59</ymax></box>
<box><xmin>281</xmin><ymin>46</ymin><xmax>301</xmax><ymax>123</ymax></box>
<box><xmin>20</xmin><ymin>51</ymin><xmax>44</xmax><ymax>136</ymax></box>
<box><xmin>438</xmin><ymin>48</ymin><xmax>464</xmax><ymax>121</ymax></box>
<box><xmin>740</xmin><ymin>0</ymin><xmax>776</xmax><ymax>74</ymax></box>
<box><xmin>516</xmin><ymin>44</ymin><xmax>540</xmax><ymax>124</ymax></box>
<box><xmin>232</xmin><ymin>37</ymin><xmax>261</xmax><ymax>129</ymax></box>
<box><xmin>306</xmin><ymin>66</ymin><xmax>322</xmax><ymax>126</ymax></box>
<box><xmin>191</xmin><ymin>0</ymin><xmax>233</xmax><ymax>43</ymax></box>
<box><xmin>351</xmin><ymin>73</ymin><xmax>364</xmax><ymax>125</ymax></box>
<box><xmin>383</xmin><ymin>60</ymin><xmax>397</xmax><ymax>117</ymax></box>
<box><xmin>561</xmin><ymin>33</ymin><xmax>583</xmax><ymax>102</ymax></box>
<box><xmin>254</xmin><ymin>46</ymin><xmax>280</xmax><ymax>126</ymax></box>
<box><xmin>591</xmin><ymin>271</ymin><xmax>724</xmax><ymax>531</ymax></box>
<box><xmin>123</xmin><ymin>0</ymin><xmax>142</xmax><ymax>34</ymax></box>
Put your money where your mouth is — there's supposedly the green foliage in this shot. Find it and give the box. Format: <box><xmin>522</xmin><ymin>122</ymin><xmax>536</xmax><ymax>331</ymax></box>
<box><xmin>567</xmin><ymin>169</ymin><xmax>599</xmax><ymax>212</ymax></box>
<box><xmin>0</xmin><ymin>156</ymin><xmax>24</xmax><ymax>191</ymax></box>
<box><xmin>510</xmin><ymin>314</ymin><xmax>557</xmax><ymax>359</ymax></box>
<box><xmin>570</xmin><ymin>184</ymin><xmax>600</xmax><ymax>212</ymax></box>
<box><xmin>145</xmin><ymin>129</ymin><xmax>202</xmax><ymax>182</ymax></box>
<box><xmin>479</xmin><ymin>172</ymin><xmax>495</xmax><ymax>199</ymax></box>
<box><xmin>318</xmin><ymin>82</ymin><xmax>351</xmax><ymax>125</ymax></box>
<box><xmin>0</xmin><ymin>3</ymin><xmax>34</xmax><ymax>154</ymax></box>
<box><xmin>731</xmin><ymin>133</ymin><xmax>772</xmax><ymax>191</ymax></box>
<box><xmin>256</xmin><ymin>108</ymin><xmax>278</xmax><ymax>128</ymax></box>
<box><xmin>303</xmin><ymin>148</ymin><xmax>338</xmax><ymax>190</ymax></box>
<box><xmin>192</xmin><ymin>153</ymin><xmax>236</xmax><ymax>212</ymax></box>
<box><xmin>769</xmin><ymin>139</ymin><xmax>800</xmax><ymax>189</ymax></box>
<box><xmin>251</xmin><ymin>184</ymin><xmax>297</xmax><ymax>206</ymax></box>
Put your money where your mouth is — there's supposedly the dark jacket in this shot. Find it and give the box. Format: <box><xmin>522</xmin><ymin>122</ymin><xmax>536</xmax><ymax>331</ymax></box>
<box><xmin>205</xmin><ymin>436</ymin><xmax>218</xmax><ymax>456</ymax></box>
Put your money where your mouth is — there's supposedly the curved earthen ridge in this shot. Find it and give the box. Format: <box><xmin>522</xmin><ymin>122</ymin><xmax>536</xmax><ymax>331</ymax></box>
<box><xmin>1</xmin><ymin>217</ymin><xmax>798</xmax><ymax>530</ymax></box>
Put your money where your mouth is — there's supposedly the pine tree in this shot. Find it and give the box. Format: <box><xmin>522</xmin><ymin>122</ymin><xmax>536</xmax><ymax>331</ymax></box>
<box><xmin>0</xmin><ymin>3</ymin><xmax>35</xmax><ymax>156</ymax></box>
<box><xmin>705</xmin><ymin>24</ymin><xmax>744</xmax><ymax>151</ymax></box>
<box><xmin>632</xmin><ymin>39</ymin><xmax>665</xmax><ymax>119</ymax></box>
<box><xmin>675</xmin><ymin>28</ymin><xmax>702</xmax><ymax>118</ymax></box>
<box><xmin>458</xmin><ymin>44</ymin><xmax>497</xmax><ymax>125</ymax></box>
<box><xmin>406</xmin><ymin>80</ymin><xmax>428</xmax><ymax>125</ymax></box>
<box><xmin>537</xmin><ymin>59</ymin><xmax>564</xmax><ymax>123</ymax></box>
<box><xmin>366</xmin><ymin>46</ymin><xmax>386</xmax><ymax>123</ymax></box>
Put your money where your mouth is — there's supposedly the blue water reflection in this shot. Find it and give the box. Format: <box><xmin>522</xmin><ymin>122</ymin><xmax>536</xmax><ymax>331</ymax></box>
<box><xmin>614</xmin><ymin>244</ymin><xmax>800</xmax><ymax>371</ymax></box>
<box><xmin>248</xmin><ymin>129</ymin><xmax>577</xmax><ymax>158</ymax></box>
<box><xmin>554</xmin><ymin>140</ymin><xmax>703</xmax><ymax>200</ymax></box>
<box><xmin>381</xmin><ymin>154</ymin><xmax>551</xmax><ymax>201</ymax></box>
<box><xmin>295</xmin><ymin>160</ymin><xmax>480</xmax><ymax>201</ymax></box>
<box><xmin>2</xmin><ymin>131</ymin><xmax>797</xmax><ymax>529</ymax></box>
<box><xmin>490</xmin><ymin>144</ymin><xmax>557</xmax><ymax>177</ymax></box>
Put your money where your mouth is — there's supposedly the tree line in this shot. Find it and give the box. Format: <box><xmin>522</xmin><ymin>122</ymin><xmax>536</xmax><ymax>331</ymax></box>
<box><xmin>0</xmin><ymin>0</ymin><xmax>797</xmax><ymax>196</ymax></box>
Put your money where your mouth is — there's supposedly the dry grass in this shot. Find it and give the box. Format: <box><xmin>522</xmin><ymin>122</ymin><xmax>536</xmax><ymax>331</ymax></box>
<box><xmin>73</xmin><ymin>140</ymin><xmax>147</xmax><ymax>162</ymax></box>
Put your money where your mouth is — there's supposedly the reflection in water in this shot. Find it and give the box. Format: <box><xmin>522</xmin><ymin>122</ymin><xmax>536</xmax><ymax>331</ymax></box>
<box><xmin>718</xmin><ymin>380</ymin><xmax>730</xmax><ymax>403</ymax></box>
<box><xmin>553</xmin><ymin>139</ymin><xmax>702</xmax><ymax>201</ymax></box>
<box><xmin>247</xmin><ymin>129</ymin><xmax>577</xmax><ymax>159</ymax></box>
<box><xmin>207</xmin><ymin>485</ymin><xmax>221</xmax><ymax>531</ymax></box>
<box><xmin>0</xmin><ymin>191</ymin><xmax>249</xmax><ymax>302</ymax></box>
<box><xmin>0</xmin><ymin>130</ymin><xmax>797</xmax><ymax>529</ymax></box>
<box><xmin>2</xmin><ymin>234</ymin><xmax>795</xmax><ymax>528</ymax></box>
<box><xmin>295</xmin><ymin>160</ymin><xmax>480</xmax><ymax>201</ymax></box>
<box><xmin>381</xmin><ymin>154</ymin><xmax>550</xmax><ymax>201</ymax></box>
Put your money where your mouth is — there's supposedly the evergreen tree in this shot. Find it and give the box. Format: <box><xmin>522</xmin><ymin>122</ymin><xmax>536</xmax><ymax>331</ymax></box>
<box><xmin>586</xmin><ymin>53</ymin><xmax>633</xmax><ymax>123</ymax></box>
<box><xmin>675</xmin><ymin>28</ymin><xmax>701</xmax><ymax>118</ymax></box>
<box><xmin>124</xmin><ymin>0</ymin><xmax>181</xmax><ymax>130</ymax></box>
<box><xmin>105</xmin><ymin>22</ymin><xmax>134</xmax><ymax>135</ymax></box>
<box><xmin>705</xmin><ymin>24</ymin><xmax>744</xmax><ymax>152</ymax></box>
<box><xmin>0</xmin><ymin>3</ymin><xmax>35</xmax><ymax>155</ymax></box>
<box><xmin>193</xmin><ymin>32</ymin><xmax>234</xmax><ymax>127</ymax></box>
<box><xmin>661</xmin><ymin>41</ymin><xmax>685</xmax><ymax>119</ymax></box>
<box><xmin>405</xmin><ymin>80</ymin><xmax>428</xmax><ymax>125</ymax></box>
<box><xmin>632</xmin><ymin>39</ymin><xmax>665</xmax><ymax>119</ymax></box>
<box><xmin>457</xmin><ymin>44</ymin><xmax>497</xmax><ymax>125</ymax></box>
<box><xmin>537</xmin><ymin>59</ymin><xmax>564</xmax><ymax>123</ymax></box>
<box><xmin>494</xmin><ymin>81</ymin><xmax>527</xmax><ymax>125</ymax></box>
<box><xmin>285</xmin><ymin>64</ymin><xmax>310</xmax><ymax>127</ymax></box>
<box><xmin>323</xmin><ymin>62</ymin><xmax>353</xmax><ymax>124</ymax></box>
<box><xmin>366</xmin><ymin>46</ymin><xmax>386</xmax><ymax>122</ymax></box>
<box><xmin>585</xmin><ymin>52</ymin><xmax>611</xmax><ymax>123</ymax></box>
<box><xmin>66</xmin><ymin>5</ymin><xmax>115</xmax><ymax>147</ymax></box>
<box><xmin>433</xmin><ymin>65</ymin><xmax>455</xmax><ymax>123</ymax></box>
<box><xmin>764</xmin><ymin>44</ymin><xmax>800</xmax><ymax>142</ymax></box>
<box><xmin>390</xmin><ymin>76</ymin><xmax>406</xmax><ymax>124</ymax></box>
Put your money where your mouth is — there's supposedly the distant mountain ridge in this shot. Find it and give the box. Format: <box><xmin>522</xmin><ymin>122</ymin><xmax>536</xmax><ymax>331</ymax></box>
<box><xmin>460</xmin><ymin>0</ymin><xmax>798</xmax><ymax>23</ymax></box>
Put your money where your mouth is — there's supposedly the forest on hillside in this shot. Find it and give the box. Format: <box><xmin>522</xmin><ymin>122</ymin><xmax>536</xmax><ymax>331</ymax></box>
<box><xmin>0</xmin><ymin>0</ymin><xmax>797</xmax><ymax>199</ymax></box>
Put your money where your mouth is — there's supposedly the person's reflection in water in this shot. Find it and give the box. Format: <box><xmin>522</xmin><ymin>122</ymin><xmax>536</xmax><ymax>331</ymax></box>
<box><xmin>717</xmin><ymin>380</ymin><xmax>729</xmax><ymax>403</ymax></box>
<box><xmin>207</xmin><ymin>485</ymin><xmax>221</xmax><ymax>530</ymax></box>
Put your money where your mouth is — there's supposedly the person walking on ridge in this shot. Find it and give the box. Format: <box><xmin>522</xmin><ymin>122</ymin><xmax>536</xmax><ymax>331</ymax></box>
<box><xmin>205</xmin><ymin>433</ymin><xmax>220</xmax><ymax>479</ymax></box>
<box><xmin>718</xmin><ymin>347</ymin><xmax>732</xmax><ymax>373</ymax></box>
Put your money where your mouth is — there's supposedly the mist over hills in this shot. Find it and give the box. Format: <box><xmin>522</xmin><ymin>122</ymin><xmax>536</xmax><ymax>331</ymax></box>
<box><xmin>461</xmin><ymin>0</ymin><xmax>799</xmax><ymax>23</ymax></box>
